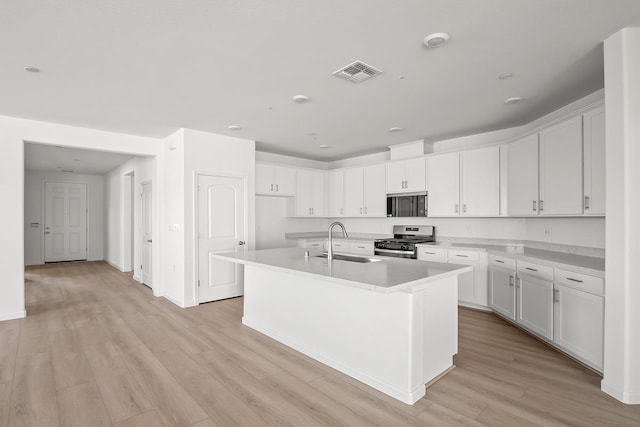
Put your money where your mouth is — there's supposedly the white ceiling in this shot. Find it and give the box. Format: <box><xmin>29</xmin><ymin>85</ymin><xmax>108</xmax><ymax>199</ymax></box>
<box><xmin>25</xmin><ymin>143</ymin><xmax>135</xmax><ymax>175</ymax></box>
<box><xmin>3</xmin><ymin>1</ymin><xmax>640</xmax><ymax>161</ymax></box>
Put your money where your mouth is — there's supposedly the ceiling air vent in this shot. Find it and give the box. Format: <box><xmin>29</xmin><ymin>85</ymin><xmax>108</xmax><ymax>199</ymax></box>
<box><xmin>332</xmin><ymin>60</ymin><xmax>382</xmax><ymax>84</ymax></box>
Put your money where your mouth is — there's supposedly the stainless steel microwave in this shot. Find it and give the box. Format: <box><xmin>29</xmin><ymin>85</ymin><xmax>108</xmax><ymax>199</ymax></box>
<box><xmin>386</xmin><ymin>192</ymin><xmax>427</xmax><ymax>217</ymax></box>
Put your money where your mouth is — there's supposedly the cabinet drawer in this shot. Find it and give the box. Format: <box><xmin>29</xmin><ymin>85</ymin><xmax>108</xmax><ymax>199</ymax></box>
<box><xmin>417</xmin><ymin>246</ymin><xmax>447</xmax><ymax>262</ymax></box>
<box><xmin>331</xmin><ymin>240</ymin><xmax>349</xmax><ymax>252</ymax></box>
<box><xmin>517</xmin><ymin>260</ymin><xmax>553</xmax><ymax>281</ymax></box>
<box><xmin>306</xmin><ymin>240</ymin><xmax>326</xmax><ymax>250</ymax></box>
<box><xmin>555</xmin><ymin>268</ymin><xmax>604</xmax><ymax>296</ymax></box>
<box><xmin>349</xmin><ymin>241</ymin><xmax>374</xmax><ymax>256</ymax></box>
<box><xmin>489</xmin><ymin>254</ymin><xmax>516</xmax><ymax>270</ymax></box>
<box><xmin>448</xmin><ymin>249</ymin><xmax>480</xmax><ymax>262</ymax></box>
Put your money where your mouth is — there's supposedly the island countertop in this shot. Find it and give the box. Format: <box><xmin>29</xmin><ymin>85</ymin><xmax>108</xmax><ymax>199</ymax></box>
<box><xmin>213</xmin><ymin>247</ymin><xmax>471</xmax><ymax>293</ymax></box>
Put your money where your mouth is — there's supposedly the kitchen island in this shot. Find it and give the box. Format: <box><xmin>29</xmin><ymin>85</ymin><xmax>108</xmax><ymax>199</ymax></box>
<box><xmin>213</xmin><ymin>247</ymin><xmax>471</xmax><ymax>404</ymax></box>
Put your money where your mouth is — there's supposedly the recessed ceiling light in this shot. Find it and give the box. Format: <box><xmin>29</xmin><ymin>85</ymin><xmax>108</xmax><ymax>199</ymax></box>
<box><xmin>319</xmin><ymin>145</ymin><xmax>330</xmax><ymax>148</ymax></box>
<box><xmin>423</xmin><ymin>33</ymin><xmax>450</xmax><ymax>48</ymax></box>
<box><xmin>228</xmin><ymin>125</ymin><xmax>241</xmax><ymax>131</ymax></box>
<box><xmin>504</xmin><ymin>96</ymin><xmax>524</xmax><ymax>105</ymax></box>
<box><xmin>498</xmin><ymin>72</ymin><xmax>514</xmax><ymax>80</ymax></box>
<box><xmin>389</xmin><ymin>127</ymin><xmax>403</xmax><ymax>132</ymax></box>
<box><xmin>24</xmin><ymin>66</ymin><xmax>40</xmax><ymax>73</ymax></box>
<box><xmin>292</xmin><ymin>95</ymin><xmax>309</xmax><ymax>103</ymax></box>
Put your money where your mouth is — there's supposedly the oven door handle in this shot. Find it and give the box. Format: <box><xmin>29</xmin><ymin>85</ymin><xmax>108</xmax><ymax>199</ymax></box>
<box><xmin>374</xmin><ymin>248</ymin><xmax>415</xmax><ymax>256</ymax></box>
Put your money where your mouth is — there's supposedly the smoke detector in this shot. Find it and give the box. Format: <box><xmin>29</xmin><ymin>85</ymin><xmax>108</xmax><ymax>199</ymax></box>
<box><xmin>332</xmin><ymin>60</ymin><xmax>382</xmax><ymax>84</ymax></box>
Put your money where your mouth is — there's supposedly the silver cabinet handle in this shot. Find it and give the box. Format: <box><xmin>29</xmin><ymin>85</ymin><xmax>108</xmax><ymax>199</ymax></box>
<box><xmin>424</xmin><ymin>251</ymin><xmax>436</xmax><ymax>255</ymax></box>
<box><xmin>585</xmin><ymin>196</ymin><xmax>590</xmax><ymax>209</ymax></box>
<box><xmin>456</xmin><ymin>254</ymin><xmax>469</xmax><ymax>258</ymax></box>
<box><xmin>533</xmin><ymin>200</ymin><xmax>537</xmax><ymax>212</ymax></box>
<box><xmin>309</xmin><ymin>208</ymin><xmax>312</xmax><ymax>214</ymax></box>
<box><xmin>525</xmin><ymin>267</ymin><xmax>538</xmax><ymax>272</ymax></box>
<box><xmin>45</xmin><ymin>231</ymin><xmax>50</xmax><ymax>235</ymax></box>
<box><xmin>238</xmin><ymin>240</ymin><xmax>245</xmax><ymax>245</ymax></box>
<box><xmin>271</xmin><ymin>184</ymin><xmax>274</xmax><ymax>192</ymax></box>
<box><xmin>340</xmin><ymin>208</ymin><xmax>343</xmax><ymax>215</ymax></box>
<box><xmin>495</xmin><ymin>259</ymin><xmax>505</xmax><ymax>263</ymax></box>
<box><xmin>276</xmin><ymin>184</ymin><xmax>279</xmax><ymax>192</ymax></box>
<box><xmin>539</xmin><ymin>200</ymin><xmax>544</xmax><ymax>211</ymax></box>
<box><xmin>364</xmin><ymin>207</ymin><xmax>368</xmax><ymax>214</ymax></box>
<box><xmin>517</xmin><ymin>278</ymin><xmax>522</xmax><ymax>289</ymax></box>
<box><xmin>360</xmin><ymin>207</ymin><xmax>363</xmax><ymax>214</ymax></box>
<box><xmin>463</xmin><ymin>204</ymin><xmax>467</xmax><ymax>213</ymax></box>
<box><xmin>311</xmin><ymin>208</ymin><xmax>314</xmax><ymax>215</ymax></box>
<box><xmin>146</xmin><ymin>239</ymin><xmax>152</xmax><ymax>243</ymax></box>
<box><xmin>509</xmin><ymin>275</ymin><xmax>514</xmax><ymax>287</ymax></box>
<box><xmin>554</xmin><ymin>288</ymin><xmax>559</xmax><ymax>303</ymax></box>
<box><xmin>357</xmin><ymin>245</ymin><xmax>365</xmax><ymax>249</ymax></box>
<box><xmin>567</xmin><ymin>277</ymin><xmax>584</xmax><ymax>283</ymax></box>
<box><xmin>455</xmin><ymin>204</ymin><xmax>459</xmax><ymax>213</ymax></box>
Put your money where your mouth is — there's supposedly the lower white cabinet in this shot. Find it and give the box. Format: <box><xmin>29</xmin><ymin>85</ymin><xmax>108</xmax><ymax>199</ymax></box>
<box><xmin>349</xmin><ymin>241</ymin><xmax>374</xmax><ymax>256</ymax></box>
<box><xmin>516</xmin><ymin>271</ymin><xmax>554</xmax><ymax>341</ymax></box>
<box><xmin>331</xmin><ymin>239</ymin><xmax>350</xmax><ymax>253</ymax></box>
<box><xmin>488</xmin><ymin>255</ymin><xmax>517</xmax><ymax>320</ymax></box>
<box><xmin>416</xmin><ymin>246</ymin><xmax>488</xmax><ymax>309</ymax></box>
<box><xmin>296</xmin><ymin>239</ymin><xmax>326</xmax><ymax>251</ymax></box>
<box><xmin>553</xmin><ymin>272</ymin><xmax>604</xmax><ymax>371</ymax></box>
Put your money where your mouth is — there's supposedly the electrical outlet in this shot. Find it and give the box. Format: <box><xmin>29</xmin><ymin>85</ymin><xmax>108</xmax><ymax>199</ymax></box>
<box><xmin>544</xmin><ymin>227</ymin><xmax>552</xmax><ymax>237</ymax></box>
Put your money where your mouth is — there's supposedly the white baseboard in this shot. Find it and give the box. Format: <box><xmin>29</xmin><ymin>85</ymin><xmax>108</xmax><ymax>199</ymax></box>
<box><xmin>105</xmin><ymin>260</ymin><xmax>125</xmax><ymax>272</ymax></box>
<box><xmin>0</xmin><ymin>309</ymin><xmax>27</xmax><ymax>321</ymax></box>
<box><xmin>163</xmin><ymin>294</ymin><xmax>186</xmax><ymax>308</ymax></box>
<box><xmin>602</xmin><ymin>381</ymin><xmax>640</xmax><ymax>404</ymax></box>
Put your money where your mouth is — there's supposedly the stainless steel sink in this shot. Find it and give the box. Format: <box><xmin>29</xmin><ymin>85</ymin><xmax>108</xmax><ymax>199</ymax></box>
<box><xmin>315</xmin><ymin>253</ymin><xmax>383</xmax><ymax>263</ymax></box>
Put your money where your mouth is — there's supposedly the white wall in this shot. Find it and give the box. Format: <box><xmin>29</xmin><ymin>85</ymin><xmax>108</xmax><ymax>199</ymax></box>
<box><xmin>601</xmin><ymin>27</ymin><xmax>640</xmax><ymax>404</ymax></box>
<box><xmin>524</xmin><ymin>217</ymin><xmax>605</xmax><ymax>248</ymax></box>
<box><xmin>0</xmin><ymin>114</ymin><xmax>161</xmax><ymax>321</ymax></box>
<box><xmin>256</xmin><ymin>196</ymin><xmax>328</xmax><ymax>249</ymax></box>
<box><xmin>257</xmin><ymin>151</ymin><xmax>328</xmax><ymax>169</ymax></box>
<box><xmin>104</xmin><ymin>156</ymin><xmax>156</xmax><ymax>277</ymax></box>
<box><xmin>24</xmin><ymin>171</ymin><xmax>104</xmax><ymax>265</ymax></box>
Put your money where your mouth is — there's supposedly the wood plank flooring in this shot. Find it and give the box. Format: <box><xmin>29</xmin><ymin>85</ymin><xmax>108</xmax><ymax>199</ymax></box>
<box><xmin>3</xmin><ymin>261</ymin><xmax>638</xmax><ymax>426</ymax></box>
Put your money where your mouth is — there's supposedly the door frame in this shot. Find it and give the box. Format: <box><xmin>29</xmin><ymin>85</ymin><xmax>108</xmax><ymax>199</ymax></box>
<box><xmin>140</xmin><ymin>179</ymin><xmax>153</xmax><ymax>287</ymax></box>
<box><xmin>193</xmin><ymin>172</ymin><xmax>248</xmax><ymax>305</ymax></box>
<box><xmin>41</xmin><ymin>179</ymin><xmax>89</xmax><ymax>264</ymax></box>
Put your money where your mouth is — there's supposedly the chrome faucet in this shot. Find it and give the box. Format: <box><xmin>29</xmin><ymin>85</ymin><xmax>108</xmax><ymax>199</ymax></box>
<box><xmin>327</xmin><ymin>221</ymin><xmax>349</xmax><ymax>262</ymax></box>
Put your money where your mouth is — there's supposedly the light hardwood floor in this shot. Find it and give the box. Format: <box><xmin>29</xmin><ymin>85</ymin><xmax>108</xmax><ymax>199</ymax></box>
<box><xmin>2</xmin><ymin>261</ymin><xmax>638</xmax><ymax>426</ymax></box>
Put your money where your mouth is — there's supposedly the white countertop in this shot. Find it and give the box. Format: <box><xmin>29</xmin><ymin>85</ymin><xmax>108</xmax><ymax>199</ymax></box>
<box><xmin>213</xmin><ymin>247</ymin><xmax>471</xmax><ymax>293</ymax></box>
<box><xmin>417</xmin><ymin>242</ymin><xmax>605</xmax><ymax>277</ymax></box>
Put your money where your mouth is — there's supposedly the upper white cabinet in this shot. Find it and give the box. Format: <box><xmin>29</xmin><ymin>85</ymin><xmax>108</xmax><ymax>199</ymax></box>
<box><xmin>428</xmin><ymin>148</ymin><xmax>500</xmax><ymax>217</ymax></box>
<box><xmin>461</xmin><ymin>146</ymin><xmax>500</xmax><ymax>216</ymax></box>
<box><xmin>583</xmin><ymin>106</ymin><xmax>606</xmax><ymax>215</ymax></box>
<box><xmin>386</xmin><ymin>158</ymin><xmax>426</xmax><ymax>193</ymax></box>
<box><xmin>295</xmin><ymin>169</ymin><xmax>325</xmax><ymax>217</ymax></box>
<box><xmin>256</xmin><ymin>163</ymin><xmax>296</xmax><ymax>196</ymax></box>
<box><xmin>344</xmin><ymin>164</ymin><xmax>386</xmax><ymax>217</ymax></box>
<box><xmin>539</xmin><ymin>116</ymin><xmax>584</xmax><ymax>215</ymax></box>
<box><xmin>427</xmin><ymin>152</ymin><xmax>460</xmax><ymax>216</ymax></box>
<box><xmin>507</xmin><ymin>134</ymin><xmax>540</xmax><ymax>216</ymax></box>
<box><xmin>327</xmin><ymin>170</ymin><xmax>345</xmax><ymax>217</ymax></box>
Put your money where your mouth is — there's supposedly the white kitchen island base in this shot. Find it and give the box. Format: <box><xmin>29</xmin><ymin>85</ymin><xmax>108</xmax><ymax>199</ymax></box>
<box><xmin>242</xmin><ymin>264</ymin><xmax>459</xmax><ymax>404</ymax></box>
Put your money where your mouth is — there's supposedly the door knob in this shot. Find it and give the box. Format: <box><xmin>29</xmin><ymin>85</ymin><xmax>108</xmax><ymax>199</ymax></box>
<box><xmin>146</xmin><ymin>239</ymin><xmax>152</xmax><ymax>243</ymax></box>
<box><xmin>238</xmin><ymin>240</ymin><xmax>246</xmax><ymax>245</ymax></box>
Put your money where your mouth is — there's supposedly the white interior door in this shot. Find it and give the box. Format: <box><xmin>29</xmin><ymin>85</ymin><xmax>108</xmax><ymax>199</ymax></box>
<box><xmin>44</xmin><ymin>181</ymin><xmax>87</xmax><ymax>262</ymax></box>
<box><xmin>141</xmin><ymin>182</ymin><xmax>153</xmax><ymax>287</ymax></box>
<box><xmin>198</xmin><ymin>175</ymin><xmax>246</xmax><ymax>303</ymax></box>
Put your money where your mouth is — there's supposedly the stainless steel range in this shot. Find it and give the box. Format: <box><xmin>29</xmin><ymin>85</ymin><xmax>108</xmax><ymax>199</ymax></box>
<box><xmin>374</xmin><ymin>225</ymin><xmax>435</xmax><ymax>259</ymax></box>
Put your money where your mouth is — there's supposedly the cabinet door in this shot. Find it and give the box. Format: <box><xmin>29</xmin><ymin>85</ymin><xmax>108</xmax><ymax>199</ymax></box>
<box><xmin>427</xmin><ymin>153</ymin><xmax>460</xmax><ymax>216</ymax></box>
<box><xmin>295</xmin><ymin>169</ymin><xmax>312</xmax><ymax>217</ymax></box>
<box><xmin>405</xmin><ymin>157</ymin><xmax>426</xmax><ymax>192</ymax></box>
<box><xmin>310</xmin><ymin>170</ymin><xmax>325</xmax><ymax>216</ymax></box>
<box><xmin>363</xmin><ymin>164</ymin><xmax>387</xmax><ymax>217</ymax></box>
<box><xmin>489</xmin><ymin>267</ymin><xmax>516</xmax><ymax>320</ymax></box>
<box><xmin>553</xmin><ymin>284</ymin><xmax>604</xmax><ymax>371</ymax></box>
<box><xmin>583</xmin><ymin>106</ymin><xmax>605</xmax><ymax>215</ymax></box>
<box><xmin>539</xmin><ymin>116</ymin><xmax>583</xmax><ymax>215</ymax></box>
<box><xmin>344</xmin><ymin>168</ymin><xmax>364</xmax><ymax>216</ymax></box>
<box><xmin>255</xmin><ymin>163</ymin><xmax>274</xmax><ymax>194</ymax></box>
<box><xmin>327</xmin><ymin>170</ymin><xmax>344</xmax><ymax>217</ymax></box>
<box><xmin>386</xmin><ymin>161</ymin><xmax>405</xmax><ymax>194</ymax></box>
<box><xmin>507</xmin><ymin>134</ymin><xmax>539</xmax><ymax>215</ymax></box>
<box><xmin>517</xmin><ymin>274</ymin><xmax>554</xmax><ymax>340</ymax></box>
<box><xmin>461</xmin><ymin>146</ymin><xmax>500</xmax><ymax>216</ymax></box>
<box><xmin>274</xmin><ymin>166</ymin><xmax>296</xmax><ymax>195</ymax></box>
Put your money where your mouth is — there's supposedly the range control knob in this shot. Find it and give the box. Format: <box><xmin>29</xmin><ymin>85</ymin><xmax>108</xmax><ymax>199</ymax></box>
<box><xmin>401</xmin><ymin>244</ymin><xmax>409</xmax><ymax>251</ymax></box>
